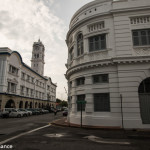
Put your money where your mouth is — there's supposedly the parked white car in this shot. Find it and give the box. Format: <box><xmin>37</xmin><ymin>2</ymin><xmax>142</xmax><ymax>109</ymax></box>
<box><xmin>1</xmin><ymin>108</ymin><xmax>15</xmax><ymax>118</ymax></box>
<box><xmin>18</xmin><ymin>109</ymin><xmax>32</xmax><ymax>116</ymax></box>
<box><xmin>9</xmin><ymin>109</ymin><xmax>24</xmax><ymax>118</ymax></box>
<box><xmin>16</xmin><ymin>109</ymin><xmax>28</xmax><ymax>117</ymax></box>
<box><xmin>42</xmin><ymin>109</ymin><xmax>49</xmax><ymax>114</ymax></box>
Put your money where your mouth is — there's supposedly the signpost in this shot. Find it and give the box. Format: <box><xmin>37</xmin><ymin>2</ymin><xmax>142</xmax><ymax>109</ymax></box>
<box><xmin>120</xmin><ymin>94</ymin><xmax>124</xmax><ymax>129</ymax></box>
<box><xmin>76</xmin><ymin>100</ymin><xmax>86</xmax><ymax>128</ymax></box>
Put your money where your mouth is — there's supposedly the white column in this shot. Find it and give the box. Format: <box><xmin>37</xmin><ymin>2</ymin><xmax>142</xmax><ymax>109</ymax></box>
<box><xmin>74</xmin><ymin>41</ymin><xmax>77</xmax><ymax>58</ymax></box>
<box><xmin>72</xmin><ymin>80</ymin><xmax>76</xmax><ymax>88</ymax></box>
<box><xmin>85</xmin><ymin>75</ymin><xmax>93</xmax><ymax>85</ymax></box>
<box><xmin>17</xmin><ymin>65</ymin><xmax>21</xmax><ymax>95</ymax></box>
<box><xmin>71</xmin><ymin>95</ymin><xmax>77</xmax><ymax>113</ymax></box>
<box><xmin>84</xmin><ymin>38</ymin><xmax>89</xmax><ymax>53</ymax></box>
<box><xmin>2</xmin><ymin>59</ymin><xmax>8</xmax><ymax>92</ymax></box>
<box><xmin>85</xmin><ymin>94</ymin><xmax>93</xmax><ymax>113</ymax></box>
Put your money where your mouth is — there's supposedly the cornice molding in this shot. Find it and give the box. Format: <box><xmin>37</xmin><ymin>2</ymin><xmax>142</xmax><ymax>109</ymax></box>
<box><xmin>111</xmin><ymin>6</ymin><xmax>150</xmax><ymax>14</ymax></box>
<box><xmin>67</xmin><ymin>12</ymin><xmax>111</xmax><ymax>40</ymax></box>
<box><xmin>66</xmin><ymin>56</ymin><xmax>150</xmax><ymax>78</ymax></box>
<box><xmin>67</xmin><ymin>3</ymin><xmax>150</xmax><ymax>40</ymax></box>
<box><xmin>70</xmin><ymin>0</ymin><xmax>112</xmax><ymax>26</ymax></box>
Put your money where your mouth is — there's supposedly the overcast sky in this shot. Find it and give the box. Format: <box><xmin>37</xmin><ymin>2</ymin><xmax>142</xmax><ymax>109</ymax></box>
<box><xmin>0</xmin><ymin>0</ymin><xmax>93</xmax><ymax>100</ymax></box>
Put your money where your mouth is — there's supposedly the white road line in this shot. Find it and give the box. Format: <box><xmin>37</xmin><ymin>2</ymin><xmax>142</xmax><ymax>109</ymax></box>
<box><xmin>0</xmin><ymin>124</ymin><xmax>51</xmax><ymax>145</ymax></box>
<box><xmin>84</xmin><ymin>136</ymin><xmax>130</xmax><ymax>145</ymax></box>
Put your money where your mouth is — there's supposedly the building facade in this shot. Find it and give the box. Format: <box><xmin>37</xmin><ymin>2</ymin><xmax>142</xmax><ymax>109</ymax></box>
<box><xmin>31</xmin><ymin>39</ymin><xmax>45</xmax><ymax>76</ymax></box>
<box><xmin>66</xmin><ymin>0</ymin><xmax>150</xmax><ymax>129</ymax></box>
<box><xmin>0</xmin><ymin>40</ymin><xmax>57</xmax><ymax>110</ymax></box>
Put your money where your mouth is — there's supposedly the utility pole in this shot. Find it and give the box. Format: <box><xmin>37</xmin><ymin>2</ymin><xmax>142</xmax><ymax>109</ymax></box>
<box><xmin>81</xmin><ymin>103</ymin><xmax>82</xmax><ymax>128</ymax></box>
<box><xmin>120</xmin><ymin>94</ymin><xmax>124</xmax><ymax>129</ymax></box>
<box><xmin>76</xmin><ymin>101</ymin><xmax>86</xmax><ymax>128</ymax></box>
<box><xmin>64</xmin><ymin>87</ymin><xmax>70</xmax><ymax>126</ymax></box>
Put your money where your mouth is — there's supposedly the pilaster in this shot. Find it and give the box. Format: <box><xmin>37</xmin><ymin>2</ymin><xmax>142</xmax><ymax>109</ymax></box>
<box><xmin>71</xmin><ymin>95</ymin><xmax>77</xmax><ymax>113</ymax></box>
<box><xmin>85</xmin><ymin>93</ymin><xmax>93</xmax><ymax>113</ymax></box>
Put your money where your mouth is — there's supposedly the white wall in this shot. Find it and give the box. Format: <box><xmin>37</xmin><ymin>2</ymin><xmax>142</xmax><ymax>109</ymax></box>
<box><xmin>66</xmin><ymin>0</ymin><xmax>150</xmax><ymax>128</ymax></box>
<box><xmin>0</xmin><ymin>56</ymin><xmax>7</xmax><ymax>92</ymax></box>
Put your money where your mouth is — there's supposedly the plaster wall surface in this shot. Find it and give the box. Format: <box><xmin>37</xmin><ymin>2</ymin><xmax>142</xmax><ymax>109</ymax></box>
<box><xmin>66</xmin><ymin>0</ymin><xmax>150</xmax><ymax>128</ymax></box>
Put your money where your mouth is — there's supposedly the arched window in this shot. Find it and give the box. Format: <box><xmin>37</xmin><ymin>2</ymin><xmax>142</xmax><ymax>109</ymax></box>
<box><xmin>25</xmin><ymin>101</ymin><xmax>28</xmax><ymax>109</ymax></box>
<box><xmin>30</xmin><ymin>102</ymin><xmax>32</xmax><ymax>108</ymax></box>
<box><xmin>138</xmin><ymin>78</ymin><xmax>150</xmax><ymax>93</ymax></box>
<box><xmin>77</xmin><ymin>33</ymin><xmax>84</xmax><ymax>56</ymax></box>
<box><xmin>138</xmin><ymin>77</ymin><xmax>150</xmax><ymax>124</ymax></box>
<box><xmin>5</xmin><ymin>99</ymin><xmax>15</xmax><ymax>108</ymax></box>
<box><xmin>19</xmin><ymin>101</ymin><xmax>23</xmax><ymax>108</ymax></box>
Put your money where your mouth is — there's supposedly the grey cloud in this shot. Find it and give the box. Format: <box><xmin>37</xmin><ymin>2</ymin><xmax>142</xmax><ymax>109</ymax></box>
<box><xmin>5</xmin><ymin>19</ymin><xmax>25</xmax><ymax>39</ymax></box>
<box><xmin>0</xmin><ymin>23</ymin><xmax>3</xmax><ymax>29</ymax></box>
<box><xmin>0</xmin><ymin>10</ymin><xmax>11</xmax><ymax>21</ymax></box>
<box><xmin>0</xmin><ymin>11</ymin><xmax>12</xmax><ymax>29</ymax></box>
<box><xmin>0</xmin><ymin>0</ymin><xmax>68</xmax><ymax>99</ymax></box>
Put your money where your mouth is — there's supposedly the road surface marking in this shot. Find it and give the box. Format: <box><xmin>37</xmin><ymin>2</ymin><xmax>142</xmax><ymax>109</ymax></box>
<box><xmin>0</xmin><ymin>124</ymin><xmax>51</xmax><ymax>145</ymax></box>
<box><xmin>84</xmin><ymin>135</ymin><xmax>130</xmax><ymax>145</ymax></box>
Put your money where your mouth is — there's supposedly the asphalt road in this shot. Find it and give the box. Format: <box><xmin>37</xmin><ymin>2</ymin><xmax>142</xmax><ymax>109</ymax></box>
<box><xmin>0</xmin><ymin>112</ymin><xmax>62</xmax><ymax>142</ymax></box>
<box><xmin>0</xmin><ymin>113</ymin><xmax>150</xmax><ymax>150</ymax></box>
<box><xmin>2</xmin><ymin>124</ymin><xmax>150</xmax><ymax>150</ymax></box>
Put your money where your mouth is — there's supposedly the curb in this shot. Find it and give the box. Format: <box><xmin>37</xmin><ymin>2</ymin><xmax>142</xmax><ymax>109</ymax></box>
<box><xmin>128</xmin><ymin>135</ymin><xmax>150</xmax><ymax>139</ymax></box>
<box><xmin>51</xmin><ymin>118</ymin><xmax>150</xmax><ymax>139</ymax></box>
<box><xmin>51</xmin><ymin>122</ymin><xmax>70</xmax><ymax>127</ymax></box>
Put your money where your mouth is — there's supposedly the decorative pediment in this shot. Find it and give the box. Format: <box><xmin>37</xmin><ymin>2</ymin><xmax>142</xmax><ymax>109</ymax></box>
<box><xmin>7</xmin><ymin>78</ymin><xmax>18</xmax><ymax>84</ymax></box>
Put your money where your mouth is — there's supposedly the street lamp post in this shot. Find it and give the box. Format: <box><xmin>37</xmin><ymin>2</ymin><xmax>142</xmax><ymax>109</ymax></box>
<box><xmin>120</xmin><ymin>94</ymin><xmax>124</xmax><ymax>129</ymax></box>
<box><xmin>76</xmin><ymin>100</ymin><xmax>86</xmax><ymax>128</ymax></box>
<box><xmin>64</xmin><ymin>87</ymin><xmax>70</xmax><ymax>126</ymax></box>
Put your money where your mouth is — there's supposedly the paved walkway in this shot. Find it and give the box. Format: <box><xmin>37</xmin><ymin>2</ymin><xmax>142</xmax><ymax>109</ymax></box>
<box><xmin>52</xmin><ymin>117</ymin><xmax>69</xmax><ymax>127</ymax></box>
<box><xmin>52</xmin><ymin>117</ymin><xmax>150</xmax><ymax>139</ymax></box>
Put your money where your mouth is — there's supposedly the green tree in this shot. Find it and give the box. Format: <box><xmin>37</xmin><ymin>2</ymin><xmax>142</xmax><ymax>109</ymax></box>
<box><xmin>61</xmin><ymin>100</ymin><xmax>68</xmax><ymax>107</ymax></box>
<box><xmin>56</xmin><ymin>98</ymin><xmax>68</xmax><ymax>107</ymax></box>
<box><xmin>56</xmin><ymin>98</ymin><xmax>61</xmax><ymax>103</ymax></box>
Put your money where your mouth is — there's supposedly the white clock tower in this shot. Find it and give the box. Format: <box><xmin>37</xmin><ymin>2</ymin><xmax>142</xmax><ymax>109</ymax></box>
<box><xmin>31</xmin><ymin>39</ymin><xmax>45</xmax><ymax>75</ymax></box>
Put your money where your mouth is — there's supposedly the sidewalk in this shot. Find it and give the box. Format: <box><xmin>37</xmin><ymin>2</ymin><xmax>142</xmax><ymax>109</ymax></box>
<box><xmin>52</xmin><ymin>117</ymin><xmax>150</xmax><ymax>139</ymax></box>
<box><xmin>52</xmin><ymin>117</ymin><xmax>69</xmax><ymax>127</ymax></box>
<box><xmin>52</xmin><ymin>117</ymin><xmax>120</xmax><ymax>128</ymax></box>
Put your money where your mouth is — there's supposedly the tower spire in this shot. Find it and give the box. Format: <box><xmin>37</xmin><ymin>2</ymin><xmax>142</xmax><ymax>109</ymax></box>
<box><xmin>38</xmin><ymin>37</ymin><xmax>40</xmax><ymax>43</ymax></box>
<box><xmin>31</xmin><ymin>39</ymin><xmax>45</xmax><ymax>75</ymax></box>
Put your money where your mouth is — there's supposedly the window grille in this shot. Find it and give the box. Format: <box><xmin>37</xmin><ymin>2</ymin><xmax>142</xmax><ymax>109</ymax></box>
<box><xmin>94</xmin><ymin>93</ymin><xmax>110</xmax><ymax>112</ymax></box>
<box><xmin>76</xmin><ymin>77</ymin><xmax>85</xmax><ymax>86</ymax></box>
<box><xmin>93</xmin><ymin>74</ymin><xmax>108</xmax><ymax>83</ymax></box>
<box><xmin>132</xmin><ymin>29</ymin><xmax>150</xmax><ymax>46</ymax></box>
<box><xmin>89</xmin><ymin>34</ymin><xmax>106</xmax><ymax>51</ymax></box>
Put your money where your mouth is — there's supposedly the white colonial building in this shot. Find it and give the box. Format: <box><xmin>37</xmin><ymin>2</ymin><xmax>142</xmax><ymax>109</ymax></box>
<box><xmin>66</xmin><ymin>0</ymin><xmax>150</xmax><ymax>129</ymax></box>
<box><xmin>0</xmin><ymin>40</ymin><xmax>57</xmax><ymax>109</ymax></box>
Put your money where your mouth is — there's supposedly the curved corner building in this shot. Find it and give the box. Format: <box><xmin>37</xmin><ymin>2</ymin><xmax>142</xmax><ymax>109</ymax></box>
<box><xmin>65</xmin><ymin>0</ymin><xmax>150</xmax><ymax>129</ymax></box>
